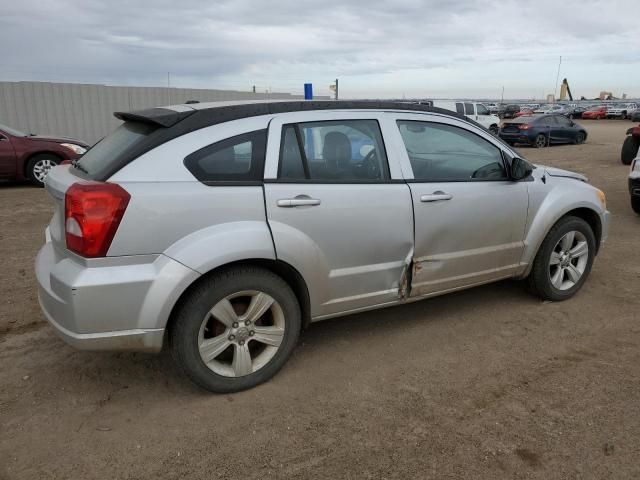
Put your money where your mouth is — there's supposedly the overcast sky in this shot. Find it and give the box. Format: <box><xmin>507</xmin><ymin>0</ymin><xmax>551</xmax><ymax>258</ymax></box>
<box><xmin>1</xmin><ymin>0</ymin><xmax>638</xmax><ymax>100</ymax></box>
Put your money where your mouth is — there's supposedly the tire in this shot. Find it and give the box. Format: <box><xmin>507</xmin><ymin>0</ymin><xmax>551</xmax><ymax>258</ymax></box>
<box><xmin>632</xmin><ymin>196</ymin><xmax>640</xmax><ymax>215</ymax></box>
<box><xmin>568</xmin><ymin>114</ymin><xmax>574</xmax><ymax>120</ymax></box>
<box><xmin>527</xmin><ymin>216</ymin><xmax>596</xmax><ymax>301</ymax></box>
<box><xmin>621</xmin><ymin>135</ymin><xmax>639</xmax><ymax>165</ymax></box>
<box><xmin>171</xmin><ymin>266</ymin><xmax>301</xmax><ymax>393</ymax></box>
<box><xmin>574</xmin><ymin>131</ymin><xmax>585</xmax><ymax>145</ymax></box>
<box><xmin>534</xmin><ymin>134</ymin><xmax>547</xmax><ymax>148</ymax></box>
<box><xmin>26</xmin><ymin>154</ymin><xmax>60</xmax><ymax>187</ymax></box>
<box><xmin>621</xmin><ymin>112</ymin><xmax>627</xmax><ymax>120</ymax></box>
<box><xmin>489</xmin><ymin>124</ymin><xmax>499</xmax><ymax>136</ymax></box>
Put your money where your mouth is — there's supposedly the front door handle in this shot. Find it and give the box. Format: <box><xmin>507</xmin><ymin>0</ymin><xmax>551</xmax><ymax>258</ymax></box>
<box><xmin>277</xmin><ymin>196</ymin><xmax>321</xmax><ymax>208</ymax></box>
<box><xmin>420</xmin><ymin>191</ymin><xmax>453</xmax><ymax>202</ymax></box>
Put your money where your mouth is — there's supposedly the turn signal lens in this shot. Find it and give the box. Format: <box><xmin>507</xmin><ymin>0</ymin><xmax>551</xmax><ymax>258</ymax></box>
<box><xmin>596</xmin><ymin>189</ymin><xmax>606</xmax><ymax>209</ymax></box>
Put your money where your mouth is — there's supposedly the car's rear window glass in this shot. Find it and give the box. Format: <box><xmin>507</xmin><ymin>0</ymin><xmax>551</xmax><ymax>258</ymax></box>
<box><xmin>184</xmin><ymin>129</ymin><xmax>267</xmax><ymax>184</ymax></box>
<box><xmin>76</xmin><ymin>122</ymin><xmax>157</xmax><ymax>178</ymax></box>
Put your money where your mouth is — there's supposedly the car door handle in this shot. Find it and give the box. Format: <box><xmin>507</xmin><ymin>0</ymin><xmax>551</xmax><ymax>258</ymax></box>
<box><xmin>420</xmin><ymin>192</ymin><xmax>453</xmax><ymax>202</ymax></box>
<box><xmin>277</xmin><ymin>197</ymin><xmax>321</xmax><ymax>207</ymax></box>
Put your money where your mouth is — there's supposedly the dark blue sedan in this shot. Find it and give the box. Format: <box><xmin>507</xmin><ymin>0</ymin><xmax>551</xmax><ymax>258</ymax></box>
<box><xmin>499</xmin><ymin>114</ymin><xmax>587</xmax><ymax>148</ymax></box>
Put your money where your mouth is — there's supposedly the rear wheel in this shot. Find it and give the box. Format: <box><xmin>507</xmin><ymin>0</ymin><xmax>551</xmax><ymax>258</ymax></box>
<box><xmin>171</xmin><ymin>266</ymin><xmax>301</xmax><ymax>393</ymax></box>
<box><xmin>632</xmin><ymin>197</ymin><xmax>640</xmax><ymax>215</ymax></box>
<box><xmin>621</xmin><ymin>135</ymin><xmax>639</xmax><ymax>165</ymax></box>
<box><xmin>528</xmin><ymin>216</ymin><xmax>595</xmax><ymax>301</ymax></box>
<box><xmin>534</xmin><ymin>134</ymin><xmax>547</xmax><ymax>148</ymax></box>
<box><xmin>26</xmin><ymin>154</ymin><xmax>60</xmax><ymax>187</ymax></box>
<box><xmin>489</xmin><ymin>124</ymin><xmax>499</xmax><ymax>136</ymax></box>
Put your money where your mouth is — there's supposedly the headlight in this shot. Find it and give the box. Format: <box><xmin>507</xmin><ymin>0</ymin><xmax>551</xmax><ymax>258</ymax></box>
<box><xmin>596</xmin><ymin>189</ymin><xmax>607</xmax><ymax>209</ymax></box>
<box><xmin>60</xmin><ymin>143</ymin><xmax>87</xmax><ymax>155</ymax></box>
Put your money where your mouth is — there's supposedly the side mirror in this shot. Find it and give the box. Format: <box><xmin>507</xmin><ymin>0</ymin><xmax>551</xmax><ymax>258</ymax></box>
<box><xmin>511</xmin><ymin>157</ymin><xmax>533</xmax><ymax>181</ymax></box>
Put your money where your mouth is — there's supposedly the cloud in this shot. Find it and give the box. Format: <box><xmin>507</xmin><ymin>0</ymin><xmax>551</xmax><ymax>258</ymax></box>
<box><xmin>1</xmin><ymin>0</ymin><xmax>638</xmax><ymax>98</ymax></box>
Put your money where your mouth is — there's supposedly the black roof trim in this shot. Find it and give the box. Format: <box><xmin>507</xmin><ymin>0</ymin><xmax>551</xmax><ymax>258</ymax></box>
<box><xmin>114</xmin><ymin>107</ymin><xmax>196</xmax><ymax>127</ymax></box>
<box><xmin>98</xmin><ymin>101</ymin><xmax>487</xmax><ymax>182</ymax></box>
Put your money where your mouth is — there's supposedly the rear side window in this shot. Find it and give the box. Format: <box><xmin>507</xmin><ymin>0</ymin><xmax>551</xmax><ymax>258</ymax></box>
<box><xmin>77</xmin><ymin>122</ymin><xmax>157</xmax><ymax>178</ymax></box>
<box><xmin>184</xmin><ymin>129</ymin><xmax>267</xmax><ymax>184</ymax></box>
<box><xmin>464</xmin><ymin>103</ymin><xmax>475</xmax><ymax>115</ymax></box>
<box><xmin>455</xmin><ymin>103</ymin><xmax>464</xmax><ymax>115</ymax></box>
<box><xmin>278</xmin><ymin>120</ymin><xmax>390</xmax><ymax>182</ymax></box>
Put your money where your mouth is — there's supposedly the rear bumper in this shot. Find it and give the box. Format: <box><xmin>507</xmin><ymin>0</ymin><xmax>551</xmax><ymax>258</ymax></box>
<box><xmin>36</xmin><ymin>239</ymin><xmax>200</xmax><ymax>352</ymax></box>
<box><xmin>499</xmin><ymin>131</ymin><xmax>533</xmax><ymax>143</ymax></box>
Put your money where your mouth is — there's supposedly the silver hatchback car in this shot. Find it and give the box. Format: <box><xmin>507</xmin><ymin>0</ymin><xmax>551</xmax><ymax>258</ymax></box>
<box><xmin>36</xmin><ymin>101</ymin><xmax>610</xmax><ymax>392</ymax></box>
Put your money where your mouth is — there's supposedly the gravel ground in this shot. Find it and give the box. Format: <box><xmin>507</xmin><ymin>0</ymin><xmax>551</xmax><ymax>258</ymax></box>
<box><xmin>1</xmin><ymin>120</ymin><xmax>639</xmax><ymax>479</ymax></box>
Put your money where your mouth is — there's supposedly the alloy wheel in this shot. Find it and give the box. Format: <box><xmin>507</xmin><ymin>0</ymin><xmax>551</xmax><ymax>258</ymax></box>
<box><xmin>535</xmin><ymin>135</ymin><xmax>547</xmax><ymax>148</ymax></box>
<box><xmin>548</xmin><ymin>231</ymin><xmax>589</xmax><ymax>291</ymax></box>
<box><xmin>32</xmin><ymin>158</ymin><xmax>56</xmax><ymax>183</ymax></box>
<box><xmin>198</xmin><ymin>290</ymin><xmax>285</xmax><ymax>377</ymax></box>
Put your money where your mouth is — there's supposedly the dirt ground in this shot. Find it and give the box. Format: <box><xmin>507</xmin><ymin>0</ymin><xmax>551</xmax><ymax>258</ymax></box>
<box><xmin>1</xmin><ymin>120</ymin><xmax>639</xmax><ymax>479</ymax></box>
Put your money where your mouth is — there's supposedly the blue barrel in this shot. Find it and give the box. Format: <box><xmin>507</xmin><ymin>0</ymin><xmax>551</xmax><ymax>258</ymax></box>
<box><xmin>304</xmin><ymin>83</ymin><xmax>313</xmax><ymax>100</ymax></box>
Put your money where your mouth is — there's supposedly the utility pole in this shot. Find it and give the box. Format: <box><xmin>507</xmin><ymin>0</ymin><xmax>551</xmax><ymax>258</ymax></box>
<box><xmin>501</xmin><ymin>85</ymin><xmax>504</xmax><ymax>103</ymax></box>
<box><xmin>554</xmin><ymin>56</ymin><xmax>562</xmax><ymax>102</ymax></box>
<box><xmin>335</xmin><ymin>78</ymin><xmax>339</xmax><ymax>100</ymax></box>
<box><xmin>167</xmin><ymin>72</ymin><xmax>171</xmax><ymax>104</ymax></box>
<box><xmin>252</xmin><ymin>85</ymin><xmax>256</xmax><ymax>93</ymax></box>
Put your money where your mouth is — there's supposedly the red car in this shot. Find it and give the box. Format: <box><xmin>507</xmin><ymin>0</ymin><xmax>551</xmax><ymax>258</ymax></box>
<box><xmin>581</xmin><ymin>106</ymin><xmax>607</xmax><ymax>120</ymax></box>
<box><xmin>0</xmin><ymin>123</ymin><xmax>89</xmax><ymax>186</ymax></box>
<box><xmin>514</xmin><ymin>108</ymin><xmax>534</xmax><ymax>118</ymax></box>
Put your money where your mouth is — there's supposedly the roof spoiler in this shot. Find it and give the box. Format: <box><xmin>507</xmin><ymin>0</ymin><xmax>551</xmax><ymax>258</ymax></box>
<box><xmin>113</xmin><ymin>108</ymin><xmax>196</xmax><ymax>128</ymax></box>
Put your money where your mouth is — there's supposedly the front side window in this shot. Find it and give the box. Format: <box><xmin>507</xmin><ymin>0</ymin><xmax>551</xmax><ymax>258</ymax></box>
<box><xmin>476</xmin><ymin>104</ymin><xmax>489</xmax><ymax>115</ymax></box>
<box><xmin>455</xmin><ymin>103</ymin><xmax>464</xmax><ymax>115</ymax></box>
<box><xmin>464</xmin><ymin>103</ymin><xmax>475</xmax><ymax>115</ymax></box>
<box><xmin>184</xmin><ymin>129</ymin><xmax>266</xmax><ymax>183</ymax></box>
<box><xmin>555</xmin><ymin>115</ymin><xmax>571</xmax><ymax>127</ymax></box>
<box><xmin>278</xmin><ymin>120</ymin><xmax>389</xmax><ymax>182</ymax></box>
<box><xmin>397</xmin><ymin>121</ymin><xmax>507</xmax><ymax>181</ymax></box>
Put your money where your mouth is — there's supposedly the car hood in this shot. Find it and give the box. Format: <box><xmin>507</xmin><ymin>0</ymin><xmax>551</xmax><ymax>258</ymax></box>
<box><xmin>543</xmin><ymin>166</ymin><xmax>587</xmax><ymax>182</ymax></box>
<box><xmin>26</xmin><ymin>134</ymin><xmax>89</xmax><ymax>147</ymax></box>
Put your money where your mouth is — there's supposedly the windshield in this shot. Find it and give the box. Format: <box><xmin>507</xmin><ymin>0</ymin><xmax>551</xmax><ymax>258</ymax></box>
<box><xmin>0</xmin><ymin>123</ymin><xmax>27</xmax><ymax>137</ymax></box>
<box><xmin>76</xmin><ymin>122</ymin><xmax>157</xmax><ymax>178</ymax></box>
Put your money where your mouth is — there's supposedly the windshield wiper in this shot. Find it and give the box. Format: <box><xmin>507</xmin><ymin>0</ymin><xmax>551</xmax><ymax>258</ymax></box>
<box><xmin>71</xmin><ymin>159</ymin><xmax>88</xmax><ymax>174</ymax></box>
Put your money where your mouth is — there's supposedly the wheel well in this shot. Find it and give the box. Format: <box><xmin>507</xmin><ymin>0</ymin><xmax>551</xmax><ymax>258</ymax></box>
<box><xmin>564</xmin><ymin>208</ymin><xmax>602</xmax><ymax>253</ymax></box>
<box><xmin>165</xmin><ymin>258</ymin><xmax>312</xmax><ymax>347</ymax></box>
<box><xmin>23</xmin><ymin>151</ymin><xmax>63</xmax><ymax>177</ymax></box>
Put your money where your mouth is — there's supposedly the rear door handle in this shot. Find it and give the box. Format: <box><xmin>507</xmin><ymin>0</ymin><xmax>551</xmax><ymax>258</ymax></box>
<box><xmin>420</xmin><ymin>191</ymin><xmax>453</xmax><ymax>202</ymax></box>
<box><xmin>277</xmin><ymin>197</ymin><xmax>321</xmax><ymax>208</ymax></box>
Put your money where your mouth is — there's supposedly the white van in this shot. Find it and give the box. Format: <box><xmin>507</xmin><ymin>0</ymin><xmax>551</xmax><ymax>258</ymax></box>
<box><xmin>428</xmin><ymin>101</ymin><xmax>501</xmax><ymax>135</ymax></box>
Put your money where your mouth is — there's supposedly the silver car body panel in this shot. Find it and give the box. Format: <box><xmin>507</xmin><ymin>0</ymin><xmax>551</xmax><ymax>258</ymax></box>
<box><xmin>36</xmin><ymin>103</ymin><xmax>611</xmax><ymax>351</ymax></box>
<box><xmin>263</xmin><ymin>111</ymin><xmax>413</xmax><ymax>318</ymax></box>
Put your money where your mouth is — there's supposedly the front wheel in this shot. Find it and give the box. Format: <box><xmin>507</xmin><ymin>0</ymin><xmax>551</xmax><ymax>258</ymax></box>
<box><xmin>575</xmin><ymin>132</ymin><xmax>585</xmax><ymax>144</ymax></box>
<box><xmin>528</xmin><ymin>216</ymin><xmax>596</xmax><ymax>301</ymax></box>
<box><xmin>621</xmin><ymin>112</ymin><xmax>627</xmax><ymax>120</ymax></box>
<box><xmin>171</xmin><ymin>266</ymin><xmax>301</xmax><ymax>393</ymax></box>
<box><xmin>632</xmin><ymin>196</ymin><xmax>640</xmax><ymax>215</ymax></box>
<box><xmin>26</xmin><ymin>154</ymin><xmax>60</xmax><ymax>187</ymax></box>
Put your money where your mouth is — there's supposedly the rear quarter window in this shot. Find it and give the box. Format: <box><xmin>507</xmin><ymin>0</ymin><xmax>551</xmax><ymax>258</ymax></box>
<box><xmin>183</xmin><ymin>129</ymin><xmax>267</xmax><ymax>184</ymax></box>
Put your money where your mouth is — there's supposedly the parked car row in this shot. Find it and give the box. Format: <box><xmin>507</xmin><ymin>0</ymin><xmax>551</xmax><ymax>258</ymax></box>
<box><xmin>485</xmin><ymin>102</ymin><xmax>640</xmax><ymax>121</ymax></box>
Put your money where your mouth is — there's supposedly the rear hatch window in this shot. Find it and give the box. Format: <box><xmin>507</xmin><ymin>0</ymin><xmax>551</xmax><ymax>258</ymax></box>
<box><xmin>75</xmin><ymin>122</ymin><xmax>157</xmax><ymax>180</ymax></box>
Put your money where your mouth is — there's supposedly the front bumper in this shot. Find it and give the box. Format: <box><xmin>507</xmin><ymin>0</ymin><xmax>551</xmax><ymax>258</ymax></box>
<box><xmin>36</xmin><ymin>240</ymin><xmax>200</xmax><ymax>352</ymax></box>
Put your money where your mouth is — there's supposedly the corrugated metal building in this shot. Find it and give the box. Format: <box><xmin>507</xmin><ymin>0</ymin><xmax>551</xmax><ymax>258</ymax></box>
<box><xmin>0</xmin><ymin>81</ymin><xmax>328</xmax><ymax>144</ymax></box>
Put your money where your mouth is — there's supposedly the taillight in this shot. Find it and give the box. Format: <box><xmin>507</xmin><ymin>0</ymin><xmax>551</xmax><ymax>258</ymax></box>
<box><xmin>64</xmin><ymin>182</ymin><xmax>130</xmax><ymax>257</ymax></box>
<box><xmin>518</xmin><ymin>124</ymin><xmax>531</xmax><ymax>130</ymax></box>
